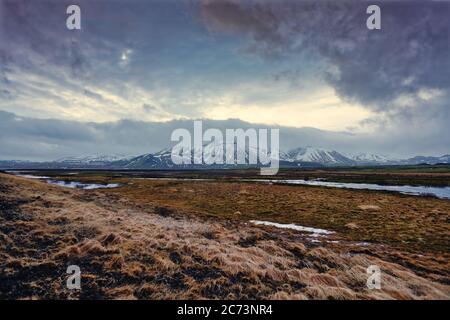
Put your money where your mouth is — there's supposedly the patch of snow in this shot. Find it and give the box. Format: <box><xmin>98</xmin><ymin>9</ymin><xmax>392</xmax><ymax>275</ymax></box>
<box><xmin>46</xmin><ymin>180</ymin><xmax>120</xmax><ymax>190</ymax></box>
<box><xmin>13</xmin><ymin>174</ymin><xmax>50</xmax><ymax>179</ymax></box>
<box><xmin>250</xmin><ymin>220</ymin><xmax>334</xmax><ymax>235</ymax></box>
<box><xmin>353</xmin><ymin>242</ymin><xmax>371</xmax><ymax>246</ymax></box>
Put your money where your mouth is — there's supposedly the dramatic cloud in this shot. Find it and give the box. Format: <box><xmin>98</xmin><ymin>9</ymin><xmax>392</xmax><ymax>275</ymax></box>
<box><xmin>200</xmin><ymin>0</ymin><xmax>450</xmax><ymax>106</ymax></box>
<box><xmin>0</xmin><ymin>0</ymin><xmax>372</xmax><ymax>127</ymax></box>
<box><xmin>200</xmin><ymin>0</ymin><xmax>450</xmax><ymax>139</ymax></box>
<box><xmin>0</xmin><ymin>0</ymin><xmax>232</xmax><ymax>121</ymax></box>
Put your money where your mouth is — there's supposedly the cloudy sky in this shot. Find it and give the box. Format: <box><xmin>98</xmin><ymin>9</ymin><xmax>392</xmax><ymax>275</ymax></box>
<box><xmin>0</xmin><ymin>0</ymin><xmax>449</xmax><ymax>160</ymax></box>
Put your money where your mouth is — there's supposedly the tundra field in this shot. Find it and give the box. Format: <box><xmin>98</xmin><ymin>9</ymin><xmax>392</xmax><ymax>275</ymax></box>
<box><xmin>0</xmin><ymin>168</ymin><xmax>449</xmax><ymax>300</ymax></box>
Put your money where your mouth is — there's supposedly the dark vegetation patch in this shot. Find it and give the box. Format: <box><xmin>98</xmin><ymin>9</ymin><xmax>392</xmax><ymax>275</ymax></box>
<box><xmin>0</xmin><ymin>196</ymin><xmax>30</xmax><ymax>212</ymax></box>
<box><xmin>238</xmin><ymin>231</ymin><xmax>277</xmax><ymax>248</ymax></box>
<box><xmin>0</xmin><ymin>181</ymin><xmax>12</xmax><ymax>193</ymax></box>
<box><xmin>201</xmin><ymin>231</ymin><xmax>216</xmax><ymax>240</ymax></box>
<box><xmin>237</xmin><ymin>235</ymin><xmax>258</xmax><ymax>248</ymax></box>
<box><xmin>48</xmin><ymin>217</ymin><xmax>70</xmax><ymax>226</ymax></box>
<box><xmin>0</xmin><ymin>209</ymin><xmax>33</xmax><ymax>222</ymax></box>
<box><xmin>169</xmin><ymin>251</ymin><xmax>182</xmax><ymax>265</ymax></box>
<box><xmin>183</xmin><ymin>266</ymin><xmax>223</xmax><ymax>282</ymax></box>
<box><xmin>153</xmin><ymin>272</ymin><xmax>187</xmax><ymax>291</ymax></box>
<box><xmin>154</xmin><ymin>206</ymin><xmax>175</xmax><ymax>217</ymax></box>
<box><xmin>73</xmin><ymin>226</ymin><xmax>100</xmax><ymax>241</ymax></box>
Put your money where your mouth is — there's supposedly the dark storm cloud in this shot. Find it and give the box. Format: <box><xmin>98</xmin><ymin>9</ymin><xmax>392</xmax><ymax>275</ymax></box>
<box><xmin>0</xmin><ymin>0</ymin><xmax>153</xmax><ymax>82</ymax></box>
<box><xmin>200</xmin><ymin>0</ymin><xmax>450</xmax><ymax>109</ymax></box>
<box><xmin>0</xmin><ymin>0</ymin><xmax>91</xmax><ymax>76</ymax></box>
<box><xmin>1</xmin><ymin>0</ymin><xmax>259</xmax><ymax>120</ymax></box>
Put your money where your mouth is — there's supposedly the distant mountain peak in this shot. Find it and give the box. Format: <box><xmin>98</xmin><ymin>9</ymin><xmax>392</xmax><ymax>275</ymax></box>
<box><xmin>282</xmin><ymin>146</ymin><xmax>355</xmax><ymax>165</ymax></box>
<box><xmin>345</xmin><ymin>152</ymin><xmax>397</xmax><ymax>163</ymax></box>
<box><xmin>55</xmin><ymin>154</ymin><xmax>135</xmax><ymax>164</ymax></box>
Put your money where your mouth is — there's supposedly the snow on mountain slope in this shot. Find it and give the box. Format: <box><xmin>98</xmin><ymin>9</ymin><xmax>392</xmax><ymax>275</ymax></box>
<box><xmin>56</xmin><ymin>154</ymin><xmax>135</xmax><ymax>164</ymax></box>
<box><xmin>404</xmin><ymin>154</ymin><xmax>450</xmax><ymax>165</ymax></box>
<box><xmin>121</xmin><ymin>142</ymin><xmax>278</xmax><ymax>169</ymax></box>
<box><xmin>438</xmin><ymin>155</ymin><xmax>450</xmax><ymax>163</ymax></box>
<box><xmin>345</xmin><ymin>153</ymin><xmax>397</xmax><ymax>163</ymax></box>
<box><xmin>282</xmin><ymin>147</ymin><xmax>355</xmax><ymax>165</ymax></box>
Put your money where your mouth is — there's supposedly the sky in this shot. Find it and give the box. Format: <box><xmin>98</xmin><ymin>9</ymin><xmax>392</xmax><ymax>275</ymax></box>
<box><xmin>0</xmin><ymin>0</ymin><xmax>449</xmax><ymax>160</ymax></box>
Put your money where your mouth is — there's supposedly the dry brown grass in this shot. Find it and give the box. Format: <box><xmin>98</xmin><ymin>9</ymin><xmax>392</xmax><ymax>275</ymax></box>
<box><xmin>108</xmin><ymin>179</ymin><xmax>450</xmax><ymax>255</ymax></box>
<box><xmin>0</xmin><ymin>173</ymin><xmax>449</xmax><ymax>300</ymax></box>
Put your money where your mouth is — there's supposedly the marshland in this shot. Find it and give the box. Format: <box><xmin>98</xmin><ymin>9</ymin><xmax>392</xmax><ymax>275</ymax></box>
<box><xmin>0</xmin><ymin>167</ymin><xmax>449</xmax><ymax>299</ymax></box>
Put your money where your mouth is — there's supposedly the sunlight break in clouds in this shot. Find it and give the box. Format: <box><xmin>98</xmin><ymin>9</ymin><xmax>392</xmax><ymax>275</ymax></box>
<box><xmin>203</xmin><ymin>86</ymin><xmax>374</xmax><ymax>131</ymax></box>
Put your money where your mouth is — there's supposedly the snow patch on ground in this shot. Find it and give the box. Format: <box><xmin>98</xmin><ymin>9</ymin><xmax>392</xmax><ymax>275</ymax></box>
<box><xmin>46</xmin><ymin>180</ymin><xmax>120</xmax><ymax>190</ymax></box>
<box><xmin>13</xmin><ymin>174</ymin><xmax>51</xmax><ymax>179</ymax></box>
<box><xmin>5</xmin><ymin>171</ymin><xmax>50</xmax><ymax>179</ymax></box>
<box><xmin>250</xmin><ymin>220</ymin><xmax>334</xmax><ymax>235</ymax></box>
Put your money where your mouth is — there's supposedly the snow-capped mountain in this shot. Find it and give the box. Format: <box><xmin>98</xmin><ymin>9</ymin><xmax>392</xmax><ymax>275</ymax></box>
<box><xmin>116</xmin><ymin>150</ymin><xmax>175</xmax><ymax>169</ymax></box>
<box><xmin>118</xmin><ymin>142</ymin><xmax>282</xmax><ymax>169</ymax></box>
<box><xmin>282</xmin><ymin>147</ymin><xmax>355</xmax><ymax>165</ymax></box>
<box><xmin>56</xmin><ymin>154</ymin><xmax>135</xmax><ymax>165</ymax></box>
<box><xmin>1</xmin><ymin>147</ymin><xmax>449</xmax><ymax>169</ymax></box>
<box><xmin>345</xmin><ymin>153</ymin><xmax>398</xmax><ymax>164</ymax></box>
<box><xmin>403</xmin><ymin>154</ymin><xmax>450</xmax><ymax>165</ymax></box>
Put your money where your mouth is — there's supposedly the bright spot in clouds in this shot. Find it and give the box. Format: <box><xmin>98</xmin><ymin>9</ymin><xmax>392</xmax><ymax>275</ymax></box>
<box><xmin>119</xmin><ymin>49</ymin><xmax>133</xmax><ymax>67</ymax></box>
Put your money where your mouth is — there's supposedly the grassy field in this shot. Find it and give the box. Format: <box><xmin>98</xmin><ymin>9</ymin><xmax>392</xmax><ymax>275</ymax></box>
<box><xmin>7</xmin><ymin>164</ymin><xmax>450</xmax><ymax>186</ymax></box>
<box><xmin>0</xmin><ymin>169</ymin><xmax>449</xmax><ymax>299</ymax></box>
<box><xmin>108</xmin><ymin>179</ymin><xmax>449</xmax><ymax>252</ymax></box>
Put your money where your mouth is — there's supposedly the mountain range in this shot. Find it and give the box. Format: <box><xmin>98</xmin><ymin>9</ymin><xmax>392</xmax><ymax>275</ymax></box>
<box><xmin>0</xmin><ymin>146</ymin><xmax>449</xmax><ymax>169</ymax></box>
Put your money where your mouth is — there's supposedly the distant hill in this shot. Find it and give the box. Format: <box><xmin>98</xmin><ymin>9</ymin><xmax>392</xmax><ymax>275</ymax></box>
<box><xmin>1</xmin><ymin>146</ymin><xmax>449</xmax><ymax>169</ymax></box>
<box><xmin>282</xmin><ymin>146</ymin><xmax>355</xmax><ymax>166</ymax></box>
